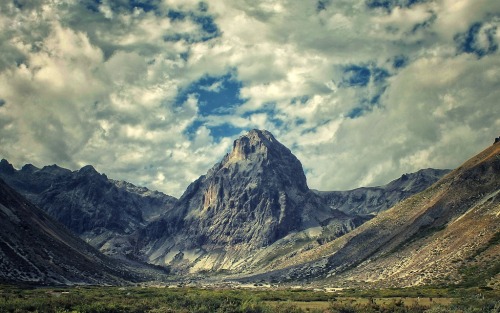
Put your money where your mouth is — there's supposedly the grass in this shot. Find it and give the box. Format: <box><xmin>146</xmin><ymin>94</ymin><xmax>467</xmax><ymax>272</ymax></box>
<box><xmin>0</xmin><ymin>284</ymin><xmax>498</xmax><ymax>313</ymax></box>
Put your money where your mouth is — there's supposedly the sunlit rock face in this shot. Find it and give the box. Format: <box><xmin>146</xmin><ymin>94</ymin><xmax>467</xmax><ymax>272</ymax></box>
<box><xmin>140</xmin><ymin>130</ymin><xmax>359</xmax><ymax>272</ymax></box>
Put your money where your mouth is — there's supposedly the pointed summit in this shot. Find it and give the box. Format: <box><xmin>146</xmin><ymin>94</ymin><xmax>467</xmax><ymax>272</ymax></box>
<box><xmin>20</xmin><ymin>164</ymin><xmax>39</xmax><ymax>173</ymax></box>
<box><xmin>139</xmin><ymin>130</ymin><xmax>357</xmax><ymax>273</ymax></box>
<box><xmin>78</xmin><ymin>164</ymin><xmax>99</xmax><ymax>175</ymax></box>
<box><xmin>0</xmin><ymin>159</ymin><xmax>16</xmax><ymax>175</ymax></box>
<box><xmin>228</xmin><ymin>129</ymin><xmax>288</xmax><ymax>162</ymax></box>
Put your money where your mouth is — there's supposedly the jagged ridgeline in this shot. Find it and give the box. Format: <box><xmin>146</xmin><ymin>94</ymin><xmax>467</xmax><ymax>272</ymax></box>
<box><xmin>0</xmin><ymin>159</ymin><xmax>177</xmax><ymax>257</ymax></box>
<box><xmin>0</xmin><ymin>129</ymin><xmax>450</xmax><ymax>277</ymax></box>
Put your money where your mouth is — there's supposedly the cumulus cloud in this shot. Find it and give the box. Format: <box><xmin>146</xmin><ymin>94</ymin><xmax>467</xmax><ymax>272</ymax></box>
<box><xmin>0</xmin><ymin>0</ymin><xmax>498</xmax><ymax>197</ymax></box>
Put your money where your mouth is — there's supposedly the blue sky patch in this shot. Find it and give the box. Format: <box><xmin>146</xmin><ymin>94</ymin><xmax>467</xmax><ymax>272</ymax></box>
<box><xmin>128</xmin><ymin>0</ymin><xmax>158</xmax><ymax>12</ymax></box>
<box><xmin>175</xmin><ymin>73</ymin><xmax>246</xmax><ymax>116</ymax></box>
<box><xmin>346</xmin><ymin>85</ymin><xmax>386</xmax><ymax>119</ymax></box>
<box><xmin>347</xmin><ymin>107</ymin><xmax>366</xmax><ymax>119</ymax></box>
<box><xmin>366</xmin><ymin>0</ymin><xmax>426</xmax><ymax>12</ymax></box>
<box><xmin>208</xmin><ymin>124</ymin><xmax>244</xmax><ymax>141</ymax></box>
<box><xmin>341</xmin><ymin>65</ymin><xmax>371</xmax><ymax>87</ymax></box>
<box><xmin>165</xmin><ymin>4</ymin><xmax>220</xmax><ymax>43</ymax></box>
<box><xmin>180</xmin><ymin>73</ymin><xmax>247</xmax><ymax>141</ymax></box>
<box><xmin>184</xmin><ymin>120</ymin><xmax>204</xmax><ymax>139</ymax></box>
<box><xmin>393</xmin><ymin>55</ymin><xmax>408</xmax><ymax>68</ymax></box>
<box><xmin>84</xmin><ymin>0</ymin><xmax>160</xmax><ymax>14</ymax></box>
<box><xmin>340</xmin><ymin>64</ymin><xmax>391</xmax><ymax>88</ymax></box>
<box><xmin>455</xmin><ymin>22</ymin><xmax>498</xmax><ymax>58</ymax></box>
<box><xmin>167</xmin><ymin>10</ymin><xmax>186</xmax><ymax>21</ymax></box>
<box><xmin>84</xmin><ymin>0</ymin><xmax>101</xmax><ymax>13</ymax></box>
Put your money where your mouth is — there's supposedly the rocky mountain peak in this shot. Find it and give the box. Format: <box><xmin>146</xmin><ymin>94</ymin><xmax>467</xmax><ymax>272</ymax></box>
<box><xmin>20</xmin><ymin>164</ymin><xmax>39</xmax><ymax>173</ymax></box>
<box><xmin>0</xmin><ymin>159</ymin><xmax>15</xmax><ymax>175</ymax></box>
<box><xmin>228</xmin><ymin>129</ymin><xmax>278</xmax><ymax>161</ymax></box>
<box><xmin>78</xmin><ymin>164</ymin><xmax>98</xmax><ymax>174</ymax></box>
<box><xmin>140</xmin><ymin>129</ymin><xmax>358</xmax><ymax>272</ymax></box>
<box><xmin>40</xmin><ymin>164</ymin><xmax>72</xmax><ymax>176</ymax></box>
<box><xmin>214</xmin><ymin>129</ymin><xmax>308</xmax><ymax>192</ymax></box>
<box><xmin>76</xmin><ymin>164</ymin><xmax>107</xmax><ymax>180</ymax></box>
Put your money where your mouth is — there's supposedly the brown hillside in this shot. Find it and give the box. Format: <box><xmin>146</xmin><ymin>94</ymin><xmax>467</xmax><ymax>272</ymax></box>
<box><xmin>263</xmin><ymin>142</ymin><xmax>500</xmax><ymax>288</ymax></box>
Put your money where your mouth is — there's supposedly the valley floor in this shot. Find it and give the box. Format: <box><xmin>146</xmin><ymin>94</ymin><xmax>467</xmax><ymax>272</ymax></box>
<box><xmin>0</xmin><ymin>284</ymin><xmax>498</xmax><ymax>313</ymax></box>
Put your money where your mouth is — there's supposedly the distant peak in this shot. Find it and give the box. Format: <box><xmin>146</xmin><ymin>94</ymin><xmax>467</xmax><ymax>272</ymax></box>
<box><xmin>41</xmin><ymin>164</ymin><xmax>63</xmax><ymax>172</ymax></box>
<box><xmin>21</xmin><ymin>164</ymin><xmax>39</xmax><ymax>173</ymax></box>
<box><xmin>79</xmin><ymin>165</ymin><xmax>98</xmax><ymax>174</ymax></box>
<box><xmin>41</xmin><ymin>164</ymin><xmax>72</xmax><ymax>176</ymax></box>
<box><xmin>0</xmin><ymin>159</ymin><xmax>15</xmax><ymax>175</ymax></box>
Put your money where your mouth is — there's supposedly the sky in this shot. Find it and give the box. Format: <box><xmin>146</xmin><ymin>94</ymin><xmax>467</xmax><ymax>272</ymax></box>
<box><xmin>0</xmin><ymin>0</ymin><xmax>499</xmax><ymax>197</ymax></box>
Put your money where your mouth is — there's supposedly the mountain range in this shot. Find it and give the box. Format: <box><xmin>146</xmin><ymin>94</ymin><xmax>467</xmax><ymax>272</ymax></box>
<box><xmin>0</xmin><ymin>160</ymin><xmax>177</xmax><ymax>258</ymax></box>
<box><xmin>0</xmin><ymin>129</ymin><xmax>497</xmax><ymax>288</ymax></box>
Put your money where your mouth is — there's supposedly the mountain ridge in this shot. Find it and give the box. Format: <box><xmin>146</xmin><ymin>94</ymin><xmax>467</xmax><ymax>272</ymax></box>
<box><xmin>0</xmin><ymin>129</ymin><xmax>452</xmax><ymax>277</ymax></box>
<box><xmin>0</xmin><ymin>177</ymin><xmax>133</xmax><ymax>285</ymax></box>
<box><xmin>249</xmin><ymin>141</ymin><xmax>500</xmax><ymax>288</ymax></box>
<box><xmin>0</xmin><ymin>160</ymin><xmax>177</xmax><ymax>257</ymax></box>
<box><xmin>314</xmin><ymin>168</ymin><xmax>451</xmax><ymax>215</ymax></box>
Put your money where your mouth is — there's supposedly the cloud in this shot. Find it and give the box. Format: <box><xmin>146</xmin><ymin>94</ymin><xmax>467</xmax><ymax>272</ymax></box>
<box><xmin>0</xmin><ymin>0</ymin><xmax>498</xmax><ymax>198</ymax></box>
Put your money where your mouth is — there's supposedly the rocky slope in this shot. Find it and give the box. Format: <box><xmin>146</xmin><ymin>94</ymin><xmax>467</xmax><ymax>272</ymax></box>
<box><xmin>0</xmin><ymin>178</ymin><xmax>134</xmax><ymax>285</ymax></box>
<box><xmin>255</xmin><ymin>141</ymin><xmax>500</xmax><ymax>288</ymax></box>
<box><xmin>0</xmin><ymin>160</ymin><xmax>177</xmax><ymax>256</ymax></box>
<box><xmin>138</xmin><ymin>130</ymin><xmax>366</xmax><ymax>273</ymax></box>
<box><xmin>315</xmin><ymin>168</ymin><xmax>450</xmax><ymax>215</ymax></box>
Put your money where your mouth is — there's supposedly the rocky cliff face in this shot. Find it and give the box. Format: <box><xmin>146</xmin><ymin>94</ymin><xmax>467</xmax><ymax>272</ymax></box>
<box><xmin>315</xmin><ymin>168</ymin><xmax>450</xmax><ymax>215</ymax></box>
<box><xmin>0</xmin><ymin>160</ymin><xmax>177</xmax><ymax>256</ymax></box>
<box><xmin>0</xmin><ymin>178</ymin><xmax>134</xmax><ymax>285</ymax></box>
<box><xmin>139</xmin><ymin>130</ymin><xmax>362</xmax><ymax>272</ymax></box>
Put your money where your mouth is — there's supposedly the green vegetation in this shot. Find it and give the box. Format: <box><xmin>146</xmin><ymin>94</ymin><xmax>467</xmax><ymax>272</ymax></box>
<box><xmin>0</xmin><ymin>285</ymin><xmax>498</xmax><ymax>313</ymax></box>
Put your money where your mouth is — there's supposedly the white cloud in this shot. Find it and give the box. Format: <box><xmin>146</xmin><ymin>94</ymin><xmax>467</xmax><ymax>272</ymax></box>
<box><xmin>0</xmin><ymin>0</ymin><xmax>498</xmax><ymax>198</ymax></box>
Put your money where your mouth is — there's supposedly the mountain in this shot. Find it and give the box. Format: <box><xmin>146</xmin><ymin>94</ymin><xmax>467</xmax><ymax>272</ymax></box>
<box><xmin>0</xmin><ymin>178</ymin><xmax>134</xmax><ymax>285</ymax></box>
<box><xmin>255</xmin><ymin>141</ymin><xmax>500</xmax><ymax>288</ymax></box>
<box><xmin>315</xmin><ymin>168</ymin><xmax>450</xmax><ymax>215</ymax></box>
<box><xmin>138</xmin><ymin>129</ymin><xmax>366</xmax><ymax>273</ymax></box>
<box><xmin>0</xmin><ymin>160</ymin><xmax>177</xmax><ymax>256</ymax></box>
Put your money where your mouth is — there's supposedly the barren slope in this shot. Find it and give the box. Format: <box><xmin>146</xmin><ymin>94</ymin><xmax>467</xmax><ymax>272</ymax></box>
<box><xmin>0</xmin><ymin>178</ymin><xmax>135</xmax><ymax>285</ymax></box>
<box><xmin>259</xmin><ymin>142</ymin><xmax>500</xmax><ymax>288</ymax></box>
